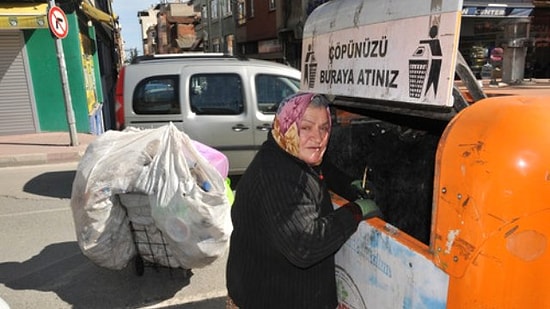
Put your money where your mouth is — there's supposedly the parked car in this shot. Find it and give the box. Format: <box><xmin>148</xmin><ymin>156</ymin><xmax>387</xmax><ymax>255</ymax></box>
<box><xmin>115</xmin><ymin>53</ymin><xmax>301</xmax><ymax>175</ymax></box>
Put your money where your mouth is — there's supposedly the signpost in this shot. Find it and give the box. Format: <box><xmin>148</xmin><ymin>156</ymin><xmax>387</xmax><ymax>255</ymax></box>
<box><xmin>48</xmin><ymin>2</ymin><xmax>78</xmax><ymax>146</ymax></box>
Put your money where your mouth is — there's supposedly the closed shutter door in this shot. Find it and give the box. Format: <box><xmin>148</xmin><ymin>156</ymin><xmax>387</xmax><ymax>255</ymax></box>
<box><xmin>0</xmin><ymin>31</ymin><xmax>36</xmax><ymax>135</ymax></box>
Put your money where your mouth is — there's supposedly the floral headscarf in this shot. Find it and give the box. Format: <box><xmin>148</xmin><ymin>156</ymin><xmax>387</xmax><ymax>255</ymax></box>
<box><xmin>272</xmin><ymin>92</ymin><xmax>331</xmax><ymax>158</ymax></box>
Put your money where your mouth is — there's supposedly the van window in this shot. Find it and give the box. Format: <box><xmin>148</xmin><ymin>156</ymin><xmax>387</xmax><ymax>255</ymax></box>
<box><xmin>255</xmin><ymin>74</ymin><xmax>300</xmax><ymax>113</ymax></box>
<box><xmin>133</xmin><ymin>76</ymin><xmax>179</xmax><ymax>114</ymax></box>
<box><xmin>189</xmin><ymin>74</ymin><xmax>244</xmax><ymax>115</ymax></box>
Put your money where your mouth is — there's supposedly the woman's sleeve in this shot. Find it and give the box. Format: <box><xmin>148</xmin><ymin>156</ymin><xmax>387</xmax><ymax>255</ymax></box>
<box><xmin>258</xmin><ymin>169</ymin><xmax>359</xmax><ymax>268</ymax></box>
<box><xmin>322</xmin><ymin>160</ymin><xmax>358</xmax><ymax>202</ymax></box>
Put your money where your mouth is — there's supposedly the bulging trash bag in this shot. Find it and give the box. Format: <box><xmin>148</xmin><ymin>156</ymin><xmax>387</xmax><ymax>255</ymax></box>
<box><xmin>70</xmin><ymin>123</ymin><xmax>232</xmax><ymax>270</ymax></box>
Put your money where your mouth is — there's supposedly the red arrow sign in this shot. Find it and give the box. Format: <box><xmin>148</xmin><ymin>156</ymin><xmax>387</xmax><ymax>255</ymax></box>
<box><xmin>48</xmin><ymin>6</ymin><xmax>68</xmax><ymax>39</ymax></box>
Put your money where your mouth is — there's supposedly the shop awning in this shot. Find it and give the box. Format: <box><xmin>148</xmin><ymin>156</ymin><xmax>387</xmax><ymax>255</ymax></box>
<box><xmin>0</xmin><ymin>3</ymin><xmax>48</xmax><ymax>29</ymax></box>
<box><xmin>462</xmin><ymin>3</ymin><xmax>534</xmax><ymax>18</ymax></box>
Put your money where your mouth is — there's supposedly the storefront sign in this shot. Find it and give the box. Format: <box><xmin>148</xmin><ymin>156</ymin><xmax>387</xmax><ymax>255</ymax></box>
<box><xmin>462</xmin><ymin>6</ymin><xmax>533</xmax><ymax>17</ymax></box>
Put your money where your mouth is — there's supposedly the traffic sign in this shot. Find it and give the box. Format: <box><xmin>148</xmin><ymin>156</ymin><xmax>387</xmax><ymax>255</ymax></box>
<box><xmin>48</xmin><ymin>6</ymin><xmax>68</xmax><ymax>39</ymax></box>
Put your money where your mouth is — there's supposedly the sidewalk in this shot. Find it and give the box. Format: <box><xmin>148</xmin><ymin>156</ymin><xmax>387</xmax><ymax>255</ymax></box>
<box><xmin>0</xmin><ymin>132</ymin><xmax>97</xmax><ymax>168</ymax></box>
<box><xmin>477</xmin><ymin>78</ymin><xmax>550</xmax><ymax>97</ymax></box>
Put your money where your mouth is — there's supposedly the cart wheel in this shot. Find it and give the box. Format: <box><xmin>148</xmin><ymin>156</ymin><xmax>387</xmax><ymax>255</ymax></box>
<box><xmin>135</xmin><ymin>255</ymin><xmax>145</xmax><ymax>276</ymax></box>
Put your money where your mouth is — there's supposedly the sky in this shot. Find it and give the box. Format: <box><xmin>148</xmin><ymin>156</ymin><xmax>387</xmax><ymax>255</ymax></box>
<box><xmin>112</xmin><ymin>0</ymin><xmax>162</xmax><ymax>56</ymax></box>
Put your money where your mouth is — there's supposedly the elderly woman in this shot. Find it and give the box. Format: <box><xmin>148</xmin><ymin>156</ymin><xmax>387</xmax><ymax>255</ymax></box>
<box><xmin>226</xmin><ymin>92</ymin><xmax>380</xmax><ymax>309</ymax></box>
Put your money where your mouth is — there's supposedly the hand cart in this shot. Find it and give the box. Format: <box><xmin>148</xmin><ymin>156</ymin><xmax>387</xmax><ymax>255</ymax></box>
<box><xmin>119</xmin><ymin>193</ymin><xmax>193</xmax><ymax>278</ymax></box>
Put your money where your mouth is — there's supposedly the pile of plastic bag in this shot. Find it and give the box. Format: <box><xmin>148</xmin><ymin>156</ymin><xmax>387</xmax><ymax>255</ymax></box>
<box><xmin>70</xmin><ymin>123</ymin><xmax>232</xmax><ymax>270</ymax></box>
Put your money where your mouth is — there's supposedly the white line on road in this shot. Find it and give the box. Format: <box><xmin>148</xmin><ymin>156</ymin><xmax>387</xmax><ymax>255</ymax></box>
<box><xmin>0</xmin><ymin>207</ymin><xmax>69</xmax><ymax>218</ymax></box>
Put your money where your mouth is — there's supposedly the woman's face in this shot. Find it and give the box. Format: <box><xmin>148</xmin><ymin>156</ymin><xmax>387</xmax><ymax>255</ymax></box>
<box><xmin>297</xmin><ymin>105</ymin><xmax>330</xmax><ymax>166</ymax></box>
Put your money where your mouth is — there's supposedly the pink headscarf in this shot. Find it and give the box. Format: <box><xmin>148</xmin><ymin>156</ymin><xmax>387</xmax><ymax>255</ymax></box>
<box><xmin>272</xmin><ymin>92</ymin><xmax>331</xmax><ymax>158</ymax></box>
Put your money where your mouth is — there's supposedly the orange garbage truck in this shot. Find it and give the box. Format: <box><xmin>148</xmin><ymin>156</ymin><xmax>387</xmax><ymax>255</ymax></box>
<box><xmin>301</xmin><ymin>0</ymin><xmax>550</xmax><ymax>308</ymax></box>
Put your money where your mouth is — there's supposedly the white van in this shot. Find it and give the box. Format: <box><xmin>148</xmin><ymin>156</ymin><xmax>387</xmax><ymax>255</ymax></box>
<box><xmin>115</xmin><ymin>54</ymin><xmax>301</xmax><ymax>175</ymax></box>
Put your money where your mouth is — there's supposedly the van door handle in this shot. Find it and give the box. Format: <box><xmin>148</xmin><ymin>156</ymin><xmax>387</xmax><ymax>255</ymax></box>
<box><xmin>232</xmin><ymin>124</ymin><xmax>250</xmax><ymax>132</ymax></box>
<box><xmin>256</xmin><ymin>124</ymin><xmax>271</xmax><ymax>131</ymax></box>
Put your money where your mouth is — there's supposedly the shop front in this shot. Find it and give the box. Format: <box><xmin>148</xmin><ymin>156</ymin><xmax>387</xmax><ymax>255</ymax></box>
<box><xmin>459</xmin><ymin>1</ymin><xmax>534</xmax><ymax>81</ymax></box>
<box><xmin>530</xmin><ymin>1</ymin><xmax>550</xmax><ymax>78</ymax></box>
<box><xmin>0</xmin><ymin>2</ymin><xmax>49</xmax><ymax>135</ymax></box>
<box><xmin>0</xmin><ymin>2</ymin><xmax>117</xmax><ymax>136</ymax></box>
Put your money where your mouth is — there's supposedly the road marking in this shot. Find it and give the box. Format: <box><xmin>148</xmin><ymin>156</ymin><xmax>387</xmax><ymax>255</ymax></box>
<box><xmin>0</xmin><ymin>207</ymin><xmax>68</xmax><ymax>218</ymax></box>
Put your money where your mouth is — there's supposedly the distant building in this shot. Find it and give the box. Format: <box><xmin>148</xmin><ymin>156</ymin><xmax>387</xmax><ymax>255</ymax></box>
<box><xmin>191</xmin><ymin>0</ymin><xmax>236</xmax><ymax>54</ymax></box>
<box><xmin>138</xmin><ymin>6</ymin><xmax>159</xmax><ymax>55</ymax></box>
<box><xmin>188</xmin><ymin>0</ymin><xmax>319</xmax><ymax>69</ymax></box>
<box><xmin>136</xmin><ymin>0</ymin><xmax>550</xmax><ymax>77</ymax></box>
<box><xmin>138</xmin><ymin>2</ymin><xmax>200</xmax><ymax>55</ymax></box>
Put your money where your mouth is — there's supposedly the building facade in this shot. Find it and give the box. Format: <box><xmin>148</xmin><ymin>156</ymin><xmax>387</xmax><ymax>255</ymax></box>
<box><xmin>189</xmin><ymin>0</ymin><xmax>325</xmax><ymax>68</ymax></box>
<box><xmin>0</xmin><ymin>0</ymin><xmax>121</xmax><ymax>136</ymax></box>
<box><xmin>138</xmin><ymin>6</ymin><xmax>159</xmax><ymax>56</ymax></box>
<box><xmin>188</xmin><ymin>0</ymin><xmax>548</xmax><ymax>79</ymax></box>
<box><xmin>138</xmin><ymin>2</ymin><xmax>200</xmax><ymax>55</ymax></box>
<box><xmin>190</xmin><ymin>0</ymin><xmax>236</xmax><ymax>54</ymax></box>
<box><xmin>459</xmin><ymin>0</ymin><xmax>549</xmax><ymax>81</ymax></box>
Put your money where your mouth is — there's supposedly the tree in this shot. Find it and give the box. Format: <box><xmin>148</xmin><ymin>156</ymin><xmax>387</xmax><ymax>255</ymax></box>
<box><xmin>124</xmin><ymin>48</ymin><xmax>138</xmax><ymax>64</ymax></box>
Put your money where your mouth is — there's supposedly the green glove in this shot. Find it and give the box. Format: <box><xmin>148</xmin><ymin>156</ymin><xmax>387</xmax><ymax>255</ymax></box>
<box><xmin>351</xmin><ymin>179</ymin><xmax>364</xmax><ymax>191</ymax></box>
<box><xmin>353</xmin><ymin>199</ymin><xmax>383</xmax><ymax>220</ymax></box>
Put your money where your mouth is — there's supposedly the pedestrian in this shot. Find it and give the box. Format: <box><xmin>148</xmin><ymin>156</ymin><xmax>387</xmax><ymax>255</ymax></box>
<box><xmin>225</xmin><ymin>92</ymin><xmax>382</xmax><ymax>308</ymax></box>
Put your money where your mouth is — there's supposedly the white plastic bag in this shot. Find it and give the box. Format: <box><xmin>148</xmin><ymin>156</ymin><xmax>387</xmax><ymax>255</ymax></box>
<box><xmin>70</xmin><ymin>123</ymin><xmax>232</xmax><ymax>270</ymax></box>
<box><xmin>143</xmin><ymin>124</ymin><xmax>232</xmax><ymax>269</ymax></box>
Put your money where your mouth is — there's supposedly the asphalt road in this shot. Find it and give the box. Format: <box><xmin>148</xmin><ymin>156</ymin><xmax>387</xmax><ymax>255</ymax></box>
<box><xmin>0</xmin><ymin>163</ymin><xmax>228</xmax><ymax>308</ymax></box>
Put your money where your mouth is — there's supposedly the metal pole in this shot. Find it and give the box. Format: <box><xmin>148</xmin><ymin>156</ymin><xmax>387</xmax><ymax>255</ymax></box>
<box><xmin>49</xmin><ymin>0</ymin><xmax>79</xmax><ymax>146</ymax></box>
<box><xmin>207</xmin><ymin>3</ymin><xmax>212</xmax><ymax>51</ymax></box>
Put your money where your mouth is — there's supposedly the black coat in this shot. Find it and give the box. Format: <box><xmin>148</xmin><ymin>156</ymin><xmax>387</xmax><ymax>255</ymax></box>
<box><xmin>226</xmin><ymin>132</ymin><xmax>362</xmax><ymax>309</ymax></box>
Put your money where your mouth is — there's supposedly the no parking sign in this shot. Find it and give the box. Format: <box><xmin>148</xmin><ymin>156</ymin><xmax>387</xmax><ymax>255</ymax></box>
<box><xmin>48</xmin><ymin>6</ymin><xmax>68</xmax><ymax>39</ymax></box>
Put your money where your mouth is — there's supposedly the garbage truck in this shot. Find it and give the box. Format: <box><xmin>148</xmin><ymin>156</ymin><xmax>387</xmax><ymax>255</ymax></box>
<box><xmin>300</xmin><ymin>0</ymin><xmax>550</xmax><ymax>308</ymax></box>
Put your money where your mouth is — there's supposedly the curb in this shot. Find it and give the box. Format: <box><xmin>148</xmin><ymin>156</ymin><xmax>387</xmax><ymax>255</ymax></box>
<box><xmin>0</xmin><ymin>151</ymin><xmax>85</xmax><ymax>168</ymax></box>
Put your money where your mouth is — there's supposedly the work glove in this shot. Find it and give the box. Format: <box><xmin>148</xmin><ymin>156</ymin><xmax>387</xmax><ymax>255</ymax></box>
<box><xmin>351</xmin><ymin>179</ymin><xmax>363</xmax><ymax>191</ymax></box>
<box><xmin>353</xmin><ymin>198</ymin><xmax>383</xmax><ymax>220</ymax></box>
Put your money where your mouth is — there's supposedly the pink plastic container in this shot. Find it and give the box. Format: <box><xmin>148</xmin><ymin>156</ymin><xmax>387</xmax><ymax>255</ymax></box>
<box><xmin>191</xmin><ymin>140</ymin><xmax>229</xmax><ymax>178</ymax></box>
